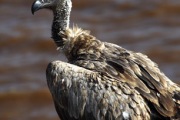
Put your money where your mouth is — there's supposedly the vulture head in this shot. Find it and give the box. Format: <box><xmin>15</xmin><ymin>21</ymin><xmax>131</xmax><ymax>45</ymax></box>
<box><xmin>31</xmin><ymin>0</ymin><xmax>71</xmax><ymax>14</ymax></box>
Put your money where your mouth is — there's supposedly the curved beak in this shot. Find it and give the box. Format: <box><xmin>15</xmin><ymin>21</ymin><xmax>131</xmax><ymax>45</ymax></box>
<box><xmin>31</xmin><ymin>0</ymin><xmax>42</xmax><ymax>15</ymax></box>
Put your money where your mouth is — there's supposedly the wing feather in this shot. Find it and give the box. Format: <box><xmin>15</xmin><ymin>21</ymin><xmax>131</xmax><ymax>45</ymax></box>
<box><xmin>103</xmin><ymin>42</ymin><xmax>178</xmax><ymax>117</ymax></box>
<box><xmin>46</xmin><ymin>60</ymin><xmax>151</xmax><ymax>120</ymax></box>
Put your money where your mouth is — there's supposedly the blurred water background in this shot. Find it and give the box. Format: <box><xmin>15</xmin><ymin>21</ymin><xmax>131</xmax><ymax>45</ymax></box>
<box><xmin>0</xmin><ymin>0</ymin><xmax>180</xmax><ymax>120</ymax></box>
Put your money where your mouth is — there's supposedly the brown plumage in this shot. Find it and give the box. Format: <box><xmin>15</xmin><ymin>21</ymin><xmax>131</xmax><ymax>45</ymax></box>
<box><xmin>46</xmin><ymin>27</ymin><xmax>180</xmax><ymax>120</ymax></box>
<box><xmin>47</xmin><ymin>60</ymin><xmax>151</xmax><ymax>120</ymax></box>
<box><xmin>31</xmin><ymin>0</ymin><xmax>180</xmax><ymax>119</ymax></box>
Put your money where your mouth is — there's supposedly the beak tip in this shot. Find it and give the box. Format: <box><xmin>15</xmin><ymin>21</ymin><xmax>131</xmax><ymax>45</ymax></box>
<box><xmin>31</xmin><ymin>0</ymin><xmax>41</xmax><ymax>15</ymax></box>
<box><xmin>31</xmin><ymin>9</ymin><xmax>35</xmax><ymax>15</ymax></box>
<box><xmin>31</xmin><ymin>8</ymin><xmax>36</xmax><ymax>15</ymax></box>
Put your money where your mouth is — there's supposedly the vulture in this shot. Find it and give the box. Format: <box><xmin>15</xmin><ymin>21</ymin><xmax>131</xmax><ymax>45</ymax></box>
<box><xmin>31</xmin><ymin>0</ymin><xmax>180</xmax><ymax>120</ymax></box>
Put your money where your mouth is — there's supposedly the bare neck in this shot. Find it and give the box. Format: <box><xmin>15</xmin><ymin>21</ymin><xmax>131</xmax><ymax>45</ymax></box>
<box><xmin>52</xmin><ymin>0</ymin><xmax>72</xmax><ymax>47</ymax></box>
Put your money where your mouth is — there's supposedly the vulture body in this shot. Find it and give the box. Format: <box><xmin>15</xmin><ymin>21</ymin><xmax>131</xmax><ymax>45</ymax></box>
<box><xmin>31</xmin><ymin>0</ymin><xmax>180</xmax><ymax>120</ymax></box>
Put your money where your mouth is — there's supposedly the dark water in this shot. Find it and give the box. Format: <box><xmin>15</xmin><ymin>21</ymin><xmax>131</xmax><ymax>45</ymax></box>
<box><xmin>0</xmin><ymin>0</ymin><xmax>180</xmax><ymax>119</ymax></box>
